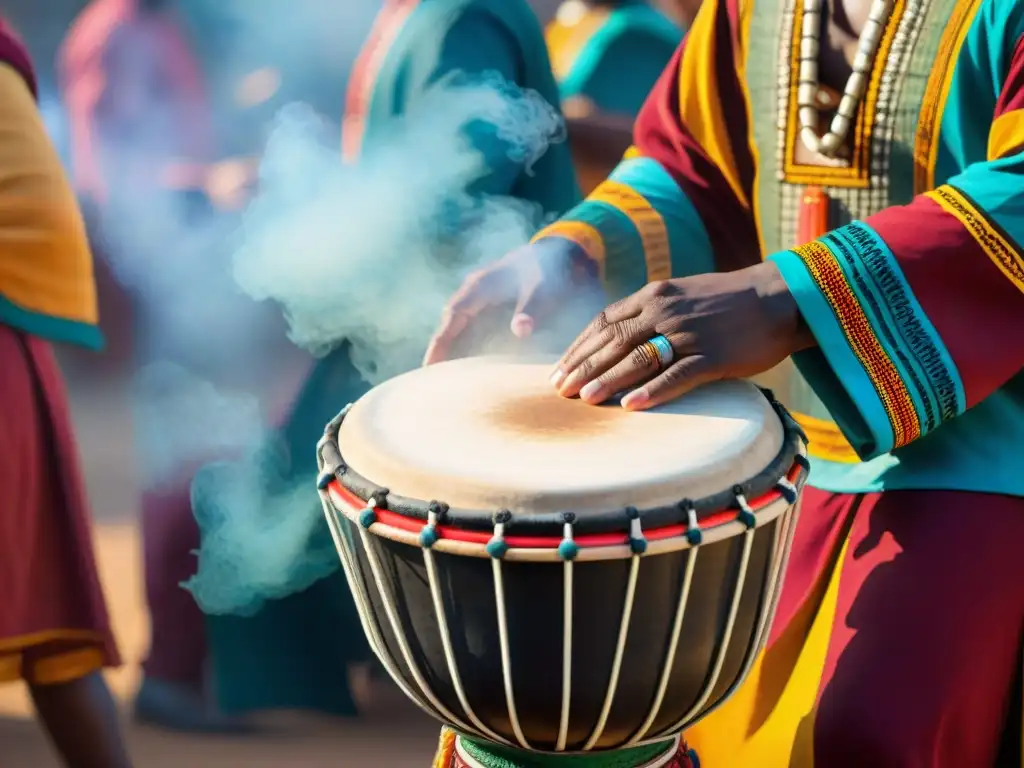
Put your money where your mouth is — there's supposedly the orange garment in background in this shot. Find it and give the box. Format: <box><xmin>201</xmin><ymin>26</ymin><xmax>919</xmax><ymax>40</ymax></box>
<box><xmin>0</xmin><ymin>41</ymin><xmax>100</xmax><ymax>348</ymax></box>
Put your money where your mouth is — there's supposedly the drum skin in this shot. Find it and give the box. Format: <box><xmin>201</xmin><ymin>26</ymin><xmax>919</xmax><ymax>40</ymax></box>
<box><xmin>339</xmin><ymin>514</ymin><xmax>778</xmax><ymax>750</ymax></box>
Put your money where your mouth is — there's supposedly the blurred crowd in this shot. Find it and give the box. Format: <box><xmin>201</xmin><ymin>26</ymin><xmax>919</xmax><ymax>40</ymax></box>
<box><xmin>1</xmin><ymin>0</ymin><xmax>700</xmax><ymax>765</ymax></box>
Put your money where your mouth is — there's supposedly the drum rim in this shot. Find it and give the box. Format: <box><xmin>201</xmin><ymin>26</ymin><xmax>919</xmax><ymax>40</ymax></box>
<box><xmin>317</xmin><ymin>386</ymin><xmax>807</xmax><ymax>537</ymax></box>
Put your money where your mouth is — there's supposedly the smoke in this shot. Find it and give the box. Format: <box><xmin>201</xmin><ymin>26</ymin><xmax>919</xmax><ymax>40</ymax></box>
<box><xmin>232</xmin><ymin>73</ymin><xmax>562</xmax><ymax>381</ymax></box>
<box><xmin>181</xmin><ymin>74</ymin><xmax>569</xmax><ymax>615</ymax></box>
<box><xmin>130</xmin><ymin>361</ymin><xmax>264</xmax><ymax>490</ymax></box>
<box><xmin>57</xmin><ymin>0</ymin><xmax>575</xmax><ymax>615</ymax></box>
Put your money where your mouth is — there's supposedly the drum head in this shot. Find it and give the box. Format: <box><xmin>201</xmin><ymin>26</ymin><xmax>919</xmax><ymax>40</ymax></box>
<box><xmin>338</xmin><ymin>357</ymin><xmax>784</xmax><ymax>515</ymax></box>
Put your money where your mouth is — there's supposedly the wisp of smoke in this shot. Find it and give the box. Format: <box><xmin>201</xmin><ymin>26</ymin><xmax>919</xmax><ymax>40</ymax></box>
<box><xmin>130</xmin><ymin>362</ymin><xmax>264</xmax><ymax>491</ymax></box>
<box><xmin>232</xmin><ymin>71</ymin><xmax>563</xmax><ymax>380</ymax></box>
<box><xmin>184</xmin><ymin>72</ymin><xmax>570</xmax><ymax>615</ymax></box>
<box><xmin>184</xmin><ymin>435</ymin><xmax>339</xmax><ymax>617</ymax></box>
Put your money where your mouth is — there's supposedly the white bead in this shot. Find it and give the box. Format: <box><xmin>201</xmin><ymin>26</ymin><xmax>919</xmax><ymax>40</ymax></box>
<box><xmin>802</xmin><ymin>12</ymin><xmax>820</xmax><ymax>37</ymax></box>
<box><xmin>819</xmin><ymin>132</ymin><xmax>844</xmax><ymax>154</ymax></box>
<box><xmin>798</xmin><ymin>59</ymin><xmax>818</xmax><ymax>78</ymax></box>
<box><xmin>859</xmin><ymin>24</ymin><xmax>883</xmax><ymax>51</ymax></box>
<box><xmin>799</xmin><ymin>105</ymin><xmax>820</xmax><ymax>126</ymax></box>
<box><xmin>829</xmin><ymin>113</ymin><xmax>852</xmax><ymax>136</ymax></box>
<box><xmin>797</xmin><ymin>82</ymin><xmax>819</xmax><ymax>106</ymax></box>
<box><xmin>795</xmin><ymin>0</ymin><xmax>894</xmax><ymax>157</ymax></box>
<box><xmin>846</xmin><ymin>71</ymin><xmax>868</xmax><ymax>99</ymax></box>
<box><xmin>837</xmin><ymin>92</ymin><xmax>861</xmax><ymax>118</ymax></box>
<box><xmin>801</xmin><ymin>126</ymin><xmax>822</xmax><ymax>151</ymax></box>
<box><xmin>852</xmin><ymin>50</ymin><xmax>872</xmax><ymax>73</ymax></box>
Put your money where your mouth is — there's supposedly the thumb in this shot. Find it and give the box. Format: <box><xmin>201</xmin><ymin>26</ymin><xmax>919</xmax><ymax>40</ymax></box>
<box><xmin>510</xmin><ymin>277</ymin><xmax>546</xmax><ymax>339</ymax></box>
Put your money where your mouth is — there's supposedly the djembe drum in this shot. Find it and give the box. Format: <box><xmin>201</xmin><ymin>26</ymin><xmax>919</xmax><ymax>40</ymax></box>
<box><xmin>316</xmin><ymin>357</ymin><xmax>808</xmax><ymax>767</ymax></box>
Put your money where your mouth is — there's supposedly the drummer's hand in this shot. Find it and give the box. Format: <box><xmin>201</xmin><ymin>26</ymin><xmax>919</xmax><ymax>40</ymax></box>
<box><xmin>551</xmin><ymin>261</ymin><xmax>815</xmax><ymax>410</ymax></box>
<box><xmin>423</xmin><ymin>237</ymin><xmax>598</xmax><ymax>365</ymax></box>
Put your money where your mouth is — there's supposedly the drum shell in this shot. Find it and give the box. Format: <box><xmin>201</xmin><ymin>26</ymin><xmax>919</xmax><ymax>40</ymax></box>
<box><xmin>334</xmin><ymin>508</ymin><xmax>789</xmax><ymax>752</ymax></box>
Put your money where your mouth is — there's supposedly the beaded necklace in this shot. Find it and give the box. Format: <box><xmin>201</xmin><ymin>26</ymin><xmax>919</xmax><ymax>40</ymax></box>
<box><xmin>795</xmin><ymin>0</ymin><xmax>895</xmax><ymax>157</ymax></box>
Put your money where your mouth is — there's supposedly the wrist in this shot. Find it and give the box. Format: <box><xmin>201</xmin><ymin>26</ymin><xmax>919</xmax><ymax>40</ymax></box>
<box><xmin>754</xmin><ymin>261</ymin><xmax>815</xmax><ymax>353</ymax></box>
<box><xmin>533</xmin><ymin>235</ymin><xmax>600</xmax><ymax>282</ymax></box>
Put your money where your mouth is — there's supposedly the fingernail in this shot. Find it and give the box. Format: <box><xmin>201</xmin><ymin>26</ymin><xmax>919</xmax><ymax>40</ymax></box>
<box><xmin>579</xmin><ymin>380</ymin><xmax>602</xmax><ymax>402</ymax></box>
<box><xmin>621</xmin><ymin>389</ymin><xmax>649</xmax><ymax>410</ymax></box>
<box><xmin>511</xmin><ymin>314</ymin><xmax>533</xmax><ymax>339</ymax></box>
<box><xmin>550</xmin><ymin>369</ymin><xmax>565</xmax><ymax>388</ymax></box>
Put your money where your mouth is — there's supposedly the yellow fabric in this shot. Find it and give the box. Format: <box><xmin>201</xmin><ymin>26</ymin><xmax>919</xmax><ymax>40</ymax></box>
<box><xmin>0</xmin><ymin>629</ymin><xmax>107</xmax><ymax>685</ymax></box>
<box><xmin>0</xmin><ymin>63</ymin><xmax>97</xmax><ymax>327</ymax></box>
<box><xmin>0</xmin><ymin>628</ymin><xmax>104</xmax><ymax>653</ymax></box>
<box><xmin>913</xmin><ymin>0</ymin><xmax>981</xmax><ymax>193</ymax></box>
<box><xmin>0</xmin><ymin>654</ymin><xmax>22</xmax><ymax>682</ymax></box>
<box><xmin>926</xmin><ymin>184</ymin><xmax>1024</xmax><ymax>295</ymax></box>
<box><xmin>686</xmin><ymin>536</ymin><xmax>851</xmax><ymax>767</ymax></box>
<box><xmin>531</xmin><ymin>219</ymin><xmax>607</xmax><ymax>279</ymax></box>
<box><xmin>587</xmin><ymin>179</ymin><xmax>672</xmax><ymax>280</ymax></box>
<box><xmin>433</xmin><ymin>726</ymin><xmax>457</xmax><ymax>768</ymax></box>
<box><xmin>793</xmin><ymin>411</ymin><xmax>860</xmax><ymax>463</ymax></box>
<box><xmin>0</xmin><ymin>648</ymin><xmax>104</xmax><ymax>685</ymax></box>
<box><xmin>676</xmin><ymin>0</ymin><xmax>748</xmax><ymax>208</ymax></box>
<box><xmin>31</xmin><ymin>647</ymin><xmax>105</xmax><ymax>685</ymax></box>
<box><xmin>989</xmin><ymin>109</ymin><xmax>1024</xmax><ymax>160</ymax></box>
<box><xmin>737</xmin><ymin>0</ymin><xmax>765</xmax><ymax>249</ymax></box>
<box><xmin>545</xmin><ymin>4</ymin><xmax>612</xmax><ymax>82</ymax></box>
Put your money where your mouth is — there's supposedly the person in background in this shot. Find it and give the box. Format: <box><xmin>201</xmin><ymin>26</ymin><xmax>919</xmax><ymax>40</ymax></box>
<box><xmin>544</xmin><ymin>0</ymin><xmax>683</xmax><ymax>196</ymax></box>
<box><xmin>0</xmin><ymin>19</ymin><xmax>133</xmax><ymax>768</ymax></box>
<box><xmin>544</xmin><ymin>0</ymin><xmax>682</xmax><ymax>120</ymax></box>
<box><xmin>58</xmin><ymin>0</ymin><xmax>251</xmax><ymax>733</ymax></box>
<box><xmin>189</xmin><ymin>0</ymin><xmax>581</xmax><ymax>720</ymax></box>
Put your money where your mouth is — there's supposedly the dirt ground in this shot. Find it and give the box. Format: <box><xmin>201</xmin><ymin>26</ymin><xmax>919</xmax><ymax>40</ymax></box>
<box><xmin>0</xmin><ymin>369</ymin><xmax>439</xmax><ymax>767</ymax></box>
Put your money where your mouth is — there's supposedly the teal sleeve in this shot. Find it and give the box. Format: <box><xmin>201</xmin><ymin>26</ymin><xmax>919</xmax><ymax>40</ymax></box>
<box><xmin>535</xmin><ymin>156</ymin><xmax>714</xmax><ymax>300</ymax></box>
<box><xmin>405</xmin><ymin>11</ymin><xmax>529</xmax><ymax>198</ymax></box>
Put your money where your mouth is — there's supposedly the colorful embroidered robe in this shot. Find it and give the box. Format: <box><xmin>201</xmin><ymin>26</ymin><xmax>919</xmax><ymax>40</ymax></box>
<box><xmin>532</xmin><ymin>0</ymin><xmax>1024</xmax><ymax>762</ymax></box>
<box><xmin>535</xmin><ymin>0</ymin><xmax>1024</xmax><ymax>503</ymax></box>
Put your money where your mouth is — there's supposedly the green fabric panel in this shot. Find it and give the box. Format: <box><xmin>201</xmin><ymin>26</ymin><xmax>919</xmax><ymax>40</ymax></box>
<box><xmin>570</xmin><ymin>31</ymin><xmax>678</xmax><ymax>116</ymax></box>
<box><xmin>558</xmin><ymin>4</ymin><xmax>681</xmax><ymax>117</ymax></box>
<box><xmin>461</xmin><ymin>737</ymin><xmax>673</xmax><ymax>767</ymax></box>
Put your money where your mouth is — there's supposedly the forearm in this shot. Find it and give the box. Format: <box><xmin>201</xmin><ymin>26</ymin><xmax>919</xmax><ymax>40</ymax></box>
<box><xmin>532</xmin><ymin>154</ymin><xmax>717</xmax><ymax>300</ymax></box>
<box><xmin>771</xmin><ymin>172</ymin><xmax>1024</xmax><ymax>459</ymax></box>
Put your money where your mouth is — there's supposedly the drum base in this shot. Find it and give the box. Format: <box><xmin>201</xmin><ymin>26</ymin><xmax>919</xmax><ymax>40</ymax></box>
<box><xmin>435</xmin><ymin>731</ymin><xmax>699</xmax><ymax>768</ymax></box>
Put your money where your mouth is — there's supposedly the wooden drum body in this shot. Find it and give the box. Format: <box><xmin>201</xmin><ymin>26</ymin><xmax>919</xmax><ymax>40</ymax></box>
<box><xmin>316</xmin><ymin>358</ymin><xmax>808</xmax><ymax>755</ymax></box>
